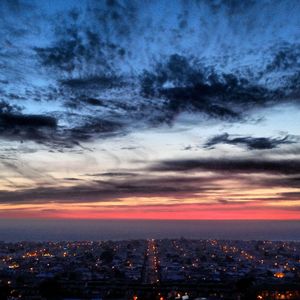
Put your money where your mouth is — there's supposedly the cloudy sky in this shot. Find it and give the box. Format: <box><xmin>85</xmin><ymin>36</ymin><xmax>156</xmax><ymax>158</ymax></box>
<box><xmin>1</xmin><ymin>0</ymin><xmax>300</xmax><ymax>219</ymax></box>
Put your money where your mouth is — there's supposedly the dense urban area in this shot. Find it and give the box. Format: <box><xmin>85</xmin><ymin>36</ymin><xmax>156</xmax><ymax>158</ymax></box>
<box><xmin>0</xmin><ymin>239</ymin><xmax>299</xmax><ymax>300</ymax></box>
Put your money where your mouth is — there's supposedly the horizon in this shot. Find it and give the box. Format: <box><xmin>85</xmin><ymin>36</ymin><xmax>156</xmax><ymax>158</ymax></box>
<box><xmin>1</xmin><ymin>219</ymin><xmax>300</xmax><ymax>242</ymax></box>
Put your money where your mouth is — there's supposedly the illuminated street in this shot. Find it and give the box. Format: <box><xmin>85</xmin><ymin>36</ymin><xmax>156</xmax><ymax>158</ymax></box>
<box><xmin>144</xmin><ymin>239</ymin><xmax>160</xmax><ymax>284</ymax></box>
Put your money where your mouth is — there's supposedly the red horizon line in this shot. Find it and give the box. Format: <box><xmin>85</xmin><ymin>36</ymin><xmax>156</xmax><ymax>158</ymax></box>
<box><xmin>1</xmin><ymin>217</ymin><xmax>300</xmax><ymax>221</ymax></box>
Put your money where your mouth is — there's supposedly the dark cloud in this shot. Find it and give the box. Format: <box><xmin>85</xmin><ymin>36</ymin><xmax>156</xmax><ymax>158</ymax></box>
<box><xmin>277</xmin><ymin>191</ymin><xmax>300</xmax><ymax>200</ymax></box>
<box><xmin>0</xmin><ymin>185</ymin><xmax>120</xmax><ymax>204</ymax></box>
<box><xmin>149</xmin><ymin>158</ymin><xmax>300</xmax><ymax>175</ymax></box>
<box><xmin>252</xmin><ymin>175</ymin><xmax>300</xmax><ymax>190</ymax></box>
<box><xmin>0</xmin><ymin>113</ymin><xmax>57</xmax><ymax>128</ymax></box>
<box><xmin>0</xmin><ymin>103</ymin><xmax>124</xmax><ymax>149</ymax></box>
<box><xmin>0</xmin><ymin>108</ymin><xmax>58</xmax><ymax>144</ymax></box>
<box><xmin>183</xmin><ymin>145</ymin><xmax>193</xmax><ymax>151</ymax></box>
<box><xmin>222</xmin><ymin>190</ymin><xmax>300</xmax><ymax>203</ymax></box>
<box><xmin>140</xmin><ymin>54</ymin><xmax>277</xmax><ymax>122</ymax></box>
<box><xmin>68</xmin><ymin>118</ymin><xmax>124</xmax><ymax>141</ymax></box>
<box><xmin>0</xmin><ymin>175</ymin><xmax>220</xmax><ymax>204</ymax></box>
<box><xmin>93</xmin><ymin>172</ymin><xmax>138</xmax><ymax>177</ymax></box>
<box><xmin>0</xmin><ymin>100</ymin><xmax>20</xmax><ymax>114</ymax></box>
<box><xmin>63</xmin><ymin>96</ymin><xmax>106</xmax><ymax>109</ymax></box>
<box><xmin>81</xmin><ymin>97</ymin><xmax>104</xmax><ymax>106</ymax></box>
<box><xmin>120</xmin><ymin>146</ymin><xmax>140</xmax><ymax>150</ymax></box>
<box><xmin>204</xmin><ymin>133</ymin><xmax>296</xmax><ymax>150</ymax></box>
<box><xmin>265</xmin><ymin>43</ymin><xmax>300</xmax><ymax>73</ymax></box>
<box><xmin>63</xmin><ymin>177</ymin><xmax>82</xmax><ymax>181</ymax></box>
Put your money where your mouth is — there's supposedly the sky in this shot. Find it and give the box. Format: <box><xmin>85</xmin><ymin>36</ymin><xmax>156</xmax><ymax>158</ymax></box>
<box><xmin>0</xmin><ymin>0</ymin><xmax>300</xmax><ymax>220</ymax></box>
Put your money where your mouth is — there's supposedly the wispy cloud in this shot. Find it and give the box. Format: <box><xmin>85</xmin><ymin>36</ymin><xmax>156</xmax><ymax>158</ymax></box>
<box><xmin>204</xmin><ymin>133</ymin><xmax>297</xmax><ymax>150</ymax></box>
<box><xmin>148</xmin><ymin>157</ymin><xmax>300</xmax><ymax>175</ymax></box>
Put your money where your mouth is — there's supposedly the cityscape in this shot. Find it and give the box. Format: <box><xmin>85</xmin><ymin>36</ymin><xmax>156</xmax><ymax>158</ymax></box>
<box><xmin>0</xmin><ymin>239</ymin><xmax>299</xmax><ymax>300</ymax></box>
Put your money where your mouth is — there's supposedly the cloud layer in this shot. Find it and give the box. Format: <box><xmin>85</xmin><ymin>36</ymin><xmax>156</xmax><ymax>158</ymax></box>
<box><xmin>0</xmin><ymin>0</ymin><xmax>299</xmax><ymax>149</ymax></box>
<box><xmin>0</xmin><ymin>0</ymin><xmax>299</xmax><ymax>217</ymax></box>
<box><xmin>204</xmin><ymin>133</ymin><xmax>297</xmax><ymax>150</ymax></box>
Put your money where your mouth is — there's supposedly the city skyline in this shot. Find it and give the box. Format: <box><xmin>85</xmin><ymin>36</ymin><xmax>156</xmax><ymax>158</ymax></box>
<box><xmin>1</xmin><ymin>0</ymin><xmax>300</xmax><ymax>219</ymax></box>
